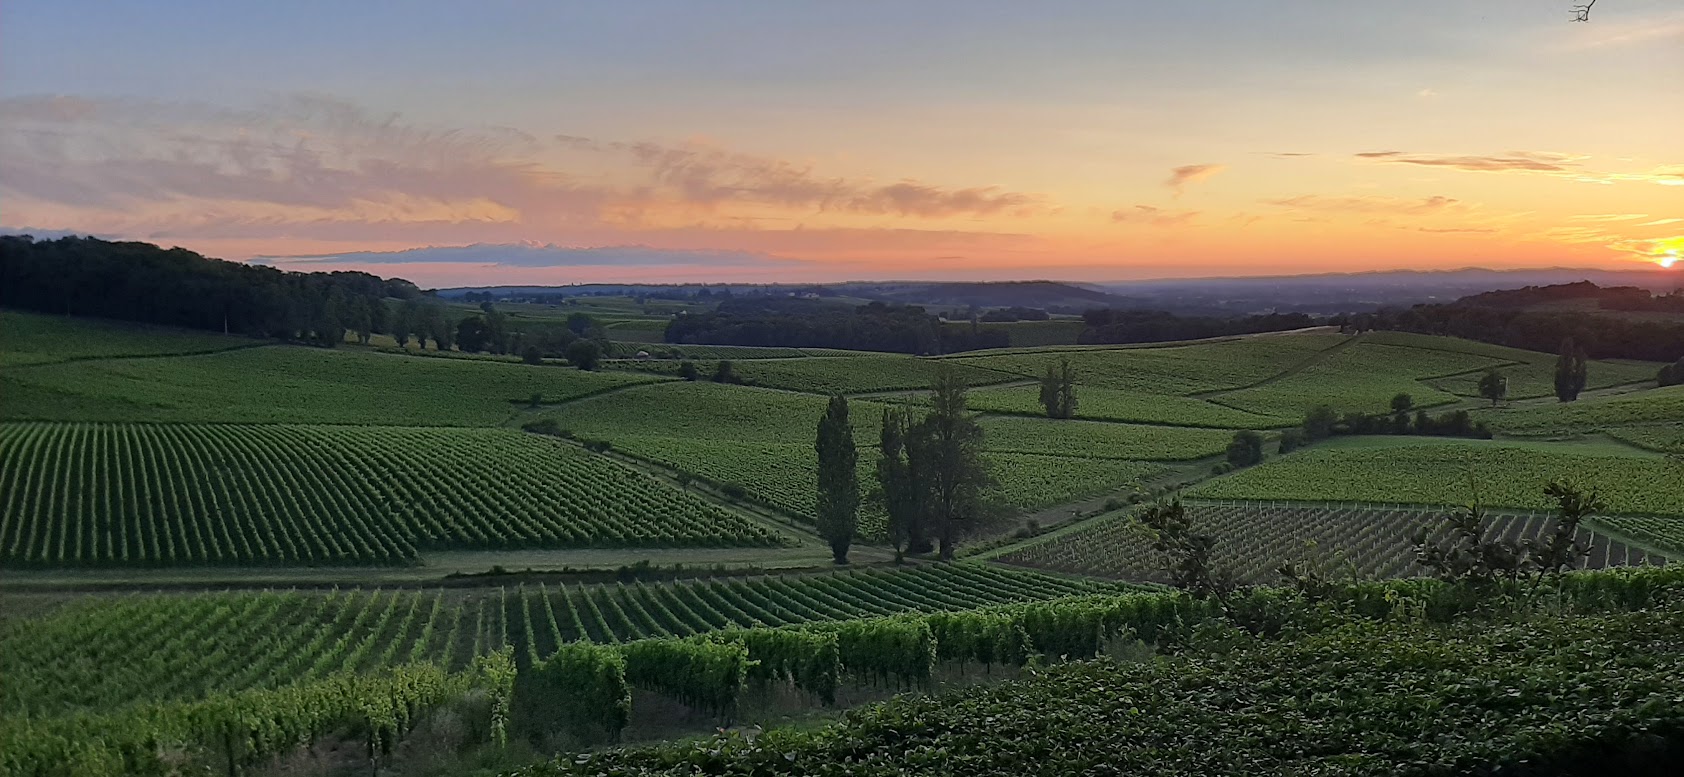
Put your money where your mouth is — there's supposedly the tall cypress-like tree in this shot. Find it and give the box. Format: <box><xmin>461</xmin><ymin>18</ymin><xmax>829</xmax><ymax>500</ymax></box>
<box><xmin>875</xmin><ymin>407</ymin><xmax>918</xmax><ymax>563</ymax></box>
<box><xmin>1554</xmin><ymin>337</ymin><xmax>1588</xmax><ymax>402</ymax></box>
<box><xmin>920</xmin><ymin>367</ymin><xmax>991</xmax><ymax>561</ymax></box>
<box><xmin>1037</xmin><ymin>359</ymin><xmax>1078</xmax><ymax>419</ymax></box>
<box><xmin>815</xmin><ymin>395</ymin><xmax>859</xmax><ymax>564</ymax></box>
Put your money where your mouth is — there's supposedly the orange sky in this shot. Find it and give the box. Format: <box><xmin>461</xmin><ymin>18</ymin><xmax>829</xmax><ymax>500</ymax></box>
<box><xmin>2</xmin><ymin>1</ymin><xmax>1680</xmax><ymax>284</ymax></box>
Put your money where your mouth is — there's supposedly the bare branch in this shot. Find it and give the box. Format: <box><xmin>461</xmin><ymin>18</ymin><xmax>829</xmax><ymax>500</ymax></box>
<box><xmin>1570</xmin><ymin>0</ymin><xmax>1597</xmax><ymax>22</ymax></box>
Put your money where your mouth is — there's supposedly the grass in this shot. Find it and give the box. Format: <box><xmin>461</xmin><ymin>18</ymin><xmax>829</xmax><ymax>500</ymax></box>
<box><xmin>976</xmin><ymin>416</ymin><xmax>1234</xmax><ymax>461</ymax></box>
<box><xmin>0</xmin><ymin>309</ymin><xmax>259</xmax><ymax>367</ymax></box>
<box><xmin>948</xmin><ymin>383</ymin><xmax>1290</xmax><ymax>428</ymax></box>
<box><xmin>1186</xmin><ymin>436</ymin><xmax>1684</xmax><ymax>516</ymax></box>
<box><xmin>1</xmin><ymin>344</ymin><xmax>661</xmax><ymax>426</ymax></box>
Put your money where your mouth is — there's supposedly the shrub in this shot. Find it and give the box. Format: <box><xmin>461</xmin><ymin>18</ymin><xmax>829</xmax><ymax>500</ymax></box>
<box><xmin>1277</xmin><ymin>428</ymin><xmax>1306</xmax><ymax>454</ymax></box>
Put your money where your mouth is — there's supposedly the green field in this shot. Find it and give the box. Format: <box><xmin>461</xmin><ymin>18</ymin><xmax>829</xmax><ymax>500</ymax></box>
<box><xmin>1</xmin><ymin>345</ymin><xmax>660</xmax><ymax>426</ymax></box>
<box><xmin>1</xmin><ymin>563</ymin><xmax>1110</xmax><ymax>715</ymax></box>
<box><xmin>1210</xmin><ymin>341</ymin><xmax>1501</xmax><ymax>418</ymax></box>
<box><xmin>0</xmin><ymin>310</ymin><xmax>261</xmax><ymax>367</ymax></box>
<box><xmin>1479</xmin><ymin>385</ymin><xmax>1684</xmax><ymax>433</ymax></box>
<box><xmin>947</xmin><ymin>333</ymin><xmax>1346</xmax><ymax>395</ymax></box>
<box><xmin>619</xmin><ymin>354</ymin><xmax>1017</xmax><ymax>394</ymax></box>
<box><xmin>0</xmin><ymin>423</ymin><xmax>783</xmax><ymax>567</ymax></box>
<box><xmin>999</xmin><ymin>502</ymin><xmax>1665</xmax><ymax>584</ymax></box>
<box><xmin>943</xmin><ymin>383</ymin><xmax>1289</xmax><ymax>428</ymax></box>
<box><xmin>976</xmin><ymin>416</ymin><xmax>1233</xmax><ymax>461</ymax></box>
<box><xmin>1187</xmin><ymin>437</ymin><xmax>1684</xmax><ymax>516</ymax></box>
<box><xmin>1607</xmin><ymin>423</ymin><xmax>1684</xmax><ymax>454</ymax></box>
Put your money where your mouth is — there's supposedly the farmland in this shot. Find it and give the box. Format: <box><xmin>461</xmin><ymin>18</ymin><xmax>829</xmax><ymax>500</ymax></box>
<box><xmin>1</xmin><ymin>344</ymin><xmax>661</xmax><ymax>426</ymax></box>
<box><xmin>1186</xmin><ymin>437</ymin><xmax>1684</xmax><ymax>516</ymax></box>
<box><xmin>947</xmin><ymin>332</ymin><xmax>1347</xmax><ymax>395</ymax></box>
<box><xmin>0</xmin><ymin>309</ymin><xmax>260</xmax><ymax>367</ymax></box>
<box><xmin>0</xmin><ymin>563</ymin><xmax>1113</xmax><ymax>715</ymax></box>
<box><xmin>975</xmin><ymin>416</ymin><xmax>1233</xmax><ymax>461</ymax></box>
<box><xmin>1209</xmin><ymin>341</ymin><xmax>1502</xmax><ymax>418</ymax></box>
<box><xmin>936</xmin><ymin>383</ymin><xmax>1288</xmax><ymax>428</ymax></box>
<box><xmin>619</xmin><ymin>354</ymin><xmax>1016</xmax><ymax>394</ymax></box>
<box><xmin>997</xmin><ymin>502</ymin><xmax>1666</xmax><ymax>584</ymax></box>
<box><xmin>1607</xmin><ymin>424</ymin><xmax>1684</xmax><ymax>454</ymax></box>
<box><xmin>0</xmin><ymin>422</ymin><xmax>783</xmax><ymax>567</ymax></box>
<box><xmin>1479</xmin><ymin>384</ymin><xmax>1684</xmax><ymax>433</ymax></box>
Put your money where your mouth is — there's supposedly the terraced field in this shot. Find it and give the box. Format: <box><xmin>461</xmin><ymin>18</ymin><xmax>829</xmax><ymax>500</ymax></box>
<box><xmin>0</xmin><ymin>422</ymin><xmax>782</xmax><ymax>567</ymax></box>
<box><xmin>0</xmin><ymin>563</ymin><xmax>1112</xmax><ymax>715</ymax></box>
<box><xmin>997</xmin><ymin>502</ymin><xmax>1666</xmax><ymax>584</ymax></box>
<box><xmin>1187</xmin><ymin>438</ymin><xmax>1684</xmax><ymax>516</ymax></box>
<box><xmin>1</xmin><ymin>345</ymin><xmax>661</xmax><ymax>426</ymax></box>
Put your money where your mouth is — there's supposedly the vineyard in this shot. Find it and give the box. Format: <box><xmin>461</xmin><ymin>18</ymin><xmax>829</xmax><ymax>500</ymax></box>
<box><xmin>0</xmin><ymin>563</ymin><xmax>1115</xmax><ymax>715</ymax></box>
<box><xmin>996</xmin><ymin>502</ymin><xmax>1668</xmax><ymax>584</ymax></box>
<box><xmin>1365</xmin><ymin>330</ymin><xmax>1656</xmax><ymax>400</ymax></box>
<box><xmin>946</xmin><ymin>333</ymin><xmax>1347</xmax><ymax>395</ymax></box>
<box><xmin>1595</xmin><ymin>515</ymin><xmax>1684</xmax><ymax>557</ymax></box>
<box><xmin>619</xmin><ymin>354</ymin><xmax>1017</xmax><ymax>395</ymax></box>
<box><xmin>1608</xmin><ymin>424</ymin><xmax>1684</xmax><ymax>454</ymax></box>
<box><xmin>0</xmin><ymin>422</ymin><xmax>783</xmax><ymax>567</ymax></box>
<box><xmin>0</xmin><ymin>345</ymin><xmax>661</xmax><ymax>426</ymax></box>
<box><xmin>1480</xmin><ymin>385</ymin><xmax>1684</xmax><ymax>433</ymax></box>
<box><xmin>0</xmin><ymin>309</ymin><xmax>259</xmax><ymax>367</ymax></box>
<box><xmin>1209</xmin><ymin>341</ymin><xmax>1502</xmax><ymax>418</ymax></box>
<box><xmin>1186</xmin><ymin>438</ymin><xmax>1684</xmax><ymax>516</ymax></box>
<box><xmin>541</xmin><ymin>383</ymin><xmax>1171</xmax><ymax>532</ymax></box>
<box><xmin>952</xmin><ymin>383</ymin><xmax>1289</xmax><ymax>428</ymax></box>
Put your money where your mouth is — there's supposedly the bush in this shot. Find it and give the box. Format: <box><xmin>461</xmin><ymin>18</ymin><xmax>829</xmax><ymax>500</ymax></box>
<box><xmin>1225</xmin><ymin>431</ymin><xmax>1264</xmax><ymax>468</ymax></box>
<box><xmin>720</xmin><ymin>482</ymin><xmax>748</xmax><ymax>500</ymax></box>
<box><xmin>1659</xmin><ymin>357</ymin><xmax>1684</xmax><ymax>387</ymax></box>
<box><xmin>512</xmin><ymin>643</ymin><xmax>629</xmax><ymax>744</ymax></box>
<box><xmin>678</xmin><ymin>360</ymin><xmax>700</xmax><ymax>381</ymax></box>
<box><xmin>565</xmin><ymin>339</ymin><xmax>602</xmax><ymax>371</ymax></box>
<box><xmin>522</xmin><ymin>346</ymin><xmax>543</xmax><ymax>365</ymax></box>
<box><xmin>581</xmin><ymin>439</ymin><xmax>612</xmax><ymax>453</ymax></box>
<box><xmin>1277</xmin><ymin>428</ymin><xmax>1306</xmax><ymax>454</ymax></box>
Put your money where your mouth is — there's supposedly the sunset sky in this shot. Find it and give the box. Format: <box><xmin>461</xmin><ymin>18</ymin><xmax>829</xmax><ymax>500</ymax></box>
<box><xmin>2</xmin><ymin>0</ymin><xmax>1680</xmax><ymax>286</ymax></box>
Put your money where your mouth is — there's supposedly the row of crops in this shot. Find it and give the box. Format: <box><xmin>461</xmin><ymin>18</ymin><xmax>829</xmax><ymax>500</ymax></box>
<box><xmin>0</xmin><ymin>422</ymin><xmax>784</xmax><ymax>567</ymax></box>
<box><xmin>945</xmin><ymin>333</ymin><xmax>1347</xmax><ymax>395</ymax></box>
<box><xmin>615</xmin><ymin>354</ymin><xmax>1019</xmax><ymax>395</ymax></box>
<box><xmin>0</xmin><ymin>563</ymin><xmax>1112</xmax><ymax>715</ymax></box>
<box><xmin>996</xmin><ymin>502</ymin><xmax>1668</xmax><ymax>584</ymax></box>
<box><xmin>1186</xmin><ymin>439</ymin><xmax>1684</xmax><ymax>516</ymax></box>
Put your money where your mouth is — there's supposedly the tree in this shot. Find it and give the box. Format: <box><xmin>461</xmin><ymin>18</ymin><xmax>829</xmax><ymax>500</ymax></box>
<box><xmin>1225</xmin><ymin>431</ymin><xmax>1264</xmax><ymax>468</ymax></box>
<box><xmin>918</xmin><ymin>367</ymin><xmax>991</xmax><ymax>561</ymax></box>
<box><xmin>1554</xmin><ymin>337</ymin><xmax>1588</xmax><ymax>402</ymax></box>
<box><xmin>521</xmin><ymin>345</ymin><xmax>543</xmax><ymax>365</ymax></box>
<box><xmin>1303</xmin><ymin>405</ymin><xmax>1337</xmax><ymax>441</ymax></box>
<box><xmin>567</xmin><ymin>312</ymin><xmax>596</xmax><ymax>336</ymax></box>
<box><xmin>1389</xmin><ymin>393</ymin><xmax>1414</xmax><ymax>434</ymax></box>
<box><xmin>1037</xmin><ymin>359</ymin><xmax>1077</xmax><ymax>419</ymax></box>
<box><xmin>1136</xmin><ymin>498</ymin><xmax>1233</xmax><ymax>605</ymax></box>
<box><xmin>456</xmin><ymin>315</ymin><xmax>491</xmax><ymax>353</ymax></box>
<box><xmin>678</xmin><ymin>361</ymin><xmax>700</xmax><ymax>381</ymax></box>
<box><xmin>815</xmin><ymin>395</ymin><xmax>859</xmax><ymax>564</ymax></box>
<box><xmin>712</xmin><ymin>360</ymin><xmax>738</xmax><ymax>384</ymax></box>
<box><xmin>1478</xmin><ymin>369</ymin><xmax>1508</xmax><ymax>406</ymax></box>
<box><xmin>566</xmin><ymin>340</ymin><xmax>602</xmax><ymax>371</ymax></box>
<box><xmin>392</xmin><ymin>299</ymin><xmax>416</xmax><ymax>348</ymax></box>
<box><xmin>874</xmin><ymin>408</ymin><xmax>918</xmax><ymax>562</ymax></box>
<box><xmin>1277</xmin><ymin>428</ymin><xmax>1306</xmax><ymax>454</ymax></box>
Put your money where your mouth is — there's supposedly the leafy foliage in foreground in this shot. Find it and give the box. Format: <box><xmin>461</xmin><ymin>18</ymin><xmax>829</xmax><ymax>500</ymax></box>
<box><xmin>0</xmin><ymin>422</ymin><xmax>781</xmax><ymax>567</ymax></box>
<box><xmin>517</xmin><ymin>593</ymin><xmax>1684</xmax><ymax>777</ymax></box>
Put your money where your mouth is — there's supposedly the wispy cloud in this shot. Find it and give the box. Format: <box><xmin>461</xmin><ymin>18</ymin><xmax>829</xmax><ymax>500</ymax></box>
<box><xmin>260</xmin><ymin>243</ymin><xmax>782</xmax><ymax>269</ymax></box>
<box><xmin>1111</xmin><ymin>205</ymin><xmax>1200</xmax><ymax>227</ymax></box>
<box><xmin>1165</xmin><ymin>164</ymin><xmax>1225</xmax><ymax>197</ymax></box>
<box><xmin>1416</xmin><ymin>227</ymin><xmax>1495</xmax><ymax>234</ymax></box>
<box><xmin>1568</xmin><ymin>213</ymin><xmax>1649</xmax><ymax>222</ymax></box>
<box><xmin>1354</xmin><ymin>150</ymin><xmax>1581</xmax><ymax>173</ymax></box>
<box><xmin>1264</xmin><ymin>194</ymin><xmax>1468</xmax><ymax>214</ymax></box>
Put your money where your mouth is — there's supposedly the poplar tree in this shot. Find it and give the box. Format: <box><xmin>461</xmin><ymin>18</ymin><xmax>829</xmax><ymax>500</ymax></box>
<box><xmin>816</xmin><ymin>395</ymin><xmax>859</xmax><ymax>564</ymax></box>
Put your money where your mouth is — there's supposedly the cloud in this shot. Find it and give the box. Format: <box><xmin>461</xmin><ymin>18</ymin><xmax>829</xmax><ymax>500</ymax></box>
<box><xmin>1164</xmin><ymin>164</ymin><xmax>1225</xmax><ymax>196</ymax></box>
<box><xmin>1416</xmin><ymin>88</ymin><xmax>1438</xmax><ymax>99</ymax></box>
<box><xmin>1354</xmin><ymin>150</ymin><xmax>1582</xmax><ymax>173</ymax></box>
<box><xmin>0</xmin><ymin>93</ymin><xmax>1051</xmax><ymax>258</ymax></box>
<box><xmin>259</xmin><ymin>243</ymin><xmax>782</xmax><ymax>269</ymax></box>
<box><xmin>1111</xmin><ymin>205</ymin><xmax>1199</xmax><ymax>227</ymax></box>
<box><xmin>1416</xmin><ymin>227</ymin><xmax>1495</xmax><ymax>234</ymax></box>
<box><xmin>1263</xmin><ymin>194</ymin><xmax>1468</xmax><ymax>215</ymax></box>
<box><xmin>1637</xmin><ymin>218</ymin><xmax>1684</xmax><ymax>227</ymax></box>
<box><xmin>1568</xmin><ymin>214</ymin><xmax>1649</xmax><ymax>222</ymax></box>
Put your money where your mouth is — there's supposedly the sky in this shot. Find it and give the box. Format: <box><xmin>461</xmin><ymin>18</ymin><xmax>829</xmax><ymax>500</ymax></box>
<box><xmin>1</xmin><ymin>0</ymin><xmax>1681</xmax><ymax>286</ymax></box>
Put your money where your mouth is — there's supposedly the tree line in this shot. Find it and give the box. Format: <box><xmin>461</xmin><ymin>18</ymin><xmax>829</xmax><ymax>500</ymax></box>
<box><xmin>1342</xmin><ymin>282</ymin><xmax>1684</xmax><ymax>363</ymax></box>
